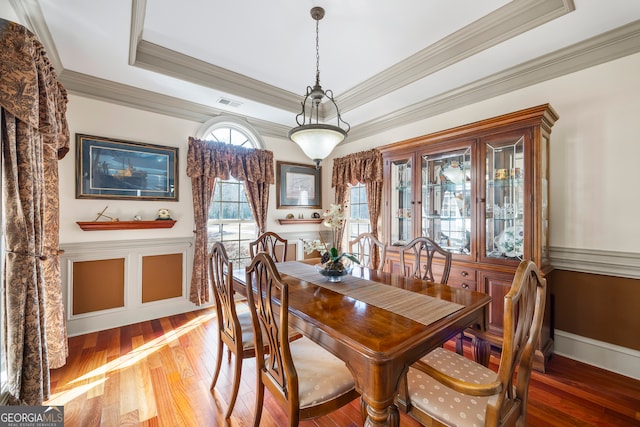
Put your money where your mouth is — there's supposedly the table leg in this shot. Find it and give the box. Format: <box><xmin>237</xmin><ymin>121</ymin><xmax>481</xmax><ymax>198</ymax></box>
<box><xmin>363</xmin><ymin>402</ymin><xmax>399</xmax><ymax>427</ymax></box>
<box><xmin>472</xmin><ymin>335</ymin><xmax>491</xmax><ymax>367</ymax></box>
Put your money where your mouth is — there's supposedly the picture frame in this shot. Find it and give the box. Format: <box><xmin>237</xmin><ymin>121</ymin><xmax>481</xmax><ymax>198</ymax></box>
<box><xmin>276</xmin><ymin>161</ymin><xmax>321</xmax><ymax>208</ymax></box>
<box><xmin>76</xmin><ymin>134</ymin><xmax>178</xmax><ymax>201</ymax></box>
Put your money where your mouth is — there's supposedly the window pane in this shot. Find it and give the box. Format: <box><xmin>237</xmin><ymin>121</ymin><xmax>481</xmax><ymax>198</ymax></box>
<box><xmin>347</xmin><ymin>183</ymin><xmax>371</xmax><ymax>241</ymax></box>
<box><xmin>204</xmin><ymin>123</ymin><xmax>260</xmax><ymax>267</ymax></box>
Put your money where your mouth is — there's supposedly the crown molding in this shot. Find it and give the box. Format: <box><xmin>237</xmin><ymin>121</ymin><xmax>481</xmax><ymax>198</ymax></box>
<box><xmin>345</xmin><ymin>19</ymin><xmax>640</xmax><ymax>142</ymax></box>
<box><xmin>134</xmin><ymin>40</ymin><xmax>300</xmax><ymax>114</ymax></box>
<box><xmin>126</xmin><ymin>0</ymin><xmax>573</xmax><ymax>122</ymax></box>
<box><xmin>336</xmin><ymin>0</ymin><xmax>574</xmax><ymax>117</ymax></box>
<box><xmin>129</xmin><ymin>0</ymin><xmax>146</xmax><ymax>66</ymax></box>
<box><xmin>19</xmin><ymin>0</ymin><xmax>640</xmax><ymax>144</ymax></box>
<box><xmin>59</xmin><ymin>70</ymin><xmax>289</xmax><ymax>139</ymax></box>
<box><xmin>59</xmin><ymin>18</ymin><xmax>640</xmax><ymax>144</ymax></box>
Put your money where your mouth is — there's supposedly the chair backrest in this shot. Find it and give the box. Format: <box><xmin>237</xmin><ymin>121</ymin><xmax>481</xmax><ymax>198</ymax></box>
<box><xmin>245</xmin><ymin>252</ymin><xmax>298</xmax><ymax>416</ymax></box>
<box><xmin>489</xmin><ymin>260</ymin><xmax>547</xmax><ymax>426</ymax></box>
<box><xmin>399</xmin><ymin>237</ymin><xmax>452</xmax><ymax>284</ymax></box>
<box><xmin>349</xmin><ymin>232</ymin><xmax>387</xmax><ymax>271</ymax></box>
<box><xmin>209</xmin><ymin>242</ymin><xmax>242</xmax><ymax>350</ymax></box>
<box><xmin>249</xmin><ymin>231</ymin><xmax>288</xmax><ymax>262</ymax></box>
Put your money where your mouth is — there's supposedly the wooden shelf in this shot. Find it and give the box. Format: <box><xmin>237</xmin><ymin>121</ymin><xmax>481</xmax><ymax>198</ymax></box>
<box><xmin>76</xmin><ymin>220</ymin><xmax>176</xmax><ymax>231</ymax></box>
<box><xmin>277</xmin><ymin>218</ymin><xmax>323</xmax><ymax>225</ymax></box>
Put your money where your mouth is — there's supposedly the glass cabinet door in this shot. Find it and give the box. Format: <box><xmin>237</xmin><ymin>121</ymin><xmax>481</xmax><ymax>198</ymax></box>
<box><xmin>390</xmin><ymin>158</ymin><xmax>412</xmax><ymax>245</ymax></box>
<box><xmin>421</xmin><ymin>147</ymin><xmax>472</xmax><ymax>255</ymax></box>
<box><xmin>485</xmin><ymin>135</ymin><xmax>525</xmax><ymax>260</ymax></box>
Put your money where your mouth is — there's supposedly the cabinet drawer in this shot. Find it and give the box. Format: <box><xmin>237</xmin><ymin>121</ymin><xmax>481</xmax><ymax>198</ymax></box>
<box><xmin>446</xmin><ymin>266</ymin><xmax>477</xmax><ymax>290</ymax></box>
<box><xmin>447</xmin><ymin>277</ymin><xmax>476</xmax><ymax>290</ymax></box>
<box><xmin>449</xmin><ymin>266</ymin><xmax>476</xmax><ymax>281</ymax></box>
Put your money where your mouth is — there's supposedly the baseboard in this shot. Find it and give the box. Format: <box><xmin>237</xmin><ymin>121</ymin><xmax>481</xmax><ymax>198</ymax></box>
<box><xmin>554</xmin><ymin>330</ymin><xmax>640</xmax><ymax>381</ymax></box>
<box><xmin>65</xmin><ymin>298</ymin><xmax>213</xmax><ymax>337</ymax></box>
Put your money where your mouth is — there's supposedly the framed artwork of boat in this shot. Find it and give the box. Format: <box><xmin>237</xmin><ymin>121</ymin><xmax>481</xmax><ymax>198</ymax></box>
<box><xmin>75</xmin><ymin>134</ymin><xmax>178</xmax><ymax>201</ymax></box>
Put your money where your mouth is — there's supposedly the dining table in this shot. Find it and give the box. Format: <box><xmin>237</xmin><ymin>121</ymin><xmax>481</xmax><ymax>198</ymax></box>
<box><xmin>232</xmin><ymin>260</ymin><xmax>492</xmax><ymax>427</ymax></box>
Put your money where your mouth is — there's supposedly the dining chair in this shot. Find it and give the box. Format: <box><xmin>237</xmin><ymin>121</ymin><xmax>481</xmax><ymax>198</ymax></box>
<box><xmin>249</xmin><ymin>231</ymin><xmax>288</xmax><ymax>262</ymax></box>
<box><xmin>397</xmin><ymin>260</ymin><xmax>547</xmax><ymax>427</ymax></box>
<box><xmin>400</xmin><ymin>236</ymin><xmax>452</xmax><ymax>284</ymax></box>
<box><xmin>208</xmin><ymin>241</ymin><xmax>257</xmax><ymax>419</ymax></box>
<box><xmin>348</xmin><ymin>232</ymin><xmax>387</xmax><ymax>271</ymax></box>
<box><xmin>245</xmin><ymin>252</ymin><xmax>361</xmax><ymax>427</ymax></box>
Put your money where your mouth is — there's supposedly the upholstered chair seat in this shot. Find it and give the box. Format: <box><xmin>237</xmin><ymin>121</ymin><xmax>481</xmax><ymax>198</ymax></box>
<box><xmin>286</xmin><ymin>336</ymin><xmax>357</xmax><ymax>408</ymax></box>
<box><xmin>406</xmin><ymin>347</ymin><xmax>498</xmax><ymax>426</ymax></box>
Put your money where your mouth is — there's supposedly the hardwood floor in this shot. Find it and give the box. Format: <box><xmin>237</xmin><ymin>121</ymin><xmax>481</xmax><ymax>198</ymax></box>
<box><xmin>47</xmin><ymin>307</ymin><xmax>640</xmax><ymax>426</ymax></box>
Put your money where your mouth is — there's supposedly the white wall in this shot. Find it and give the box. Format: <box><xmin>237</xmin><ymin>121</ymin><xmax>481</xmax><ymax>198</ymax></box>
<box><xmin>61</xmin><ymin>95</ymin><xmax>322</xmax><ymax>245</ymax></box>
<box><xmin>61</xmin><ymin>96</ymin><xmax>198</xmax><ymax>243</ymax></box>
<box><xmin>62</xmin><ymin>52</ymin><xmax>640</xmax><ymax>250</ymax></box>
<box><xmin>0</xmin><ymin>3</ymin><xmax>19</xmax><ymax>23</ymax></box>
<box><xmin>330</xmin><ymin>52</ymin><xmax>640</xmax><ymax>253</ymax></box>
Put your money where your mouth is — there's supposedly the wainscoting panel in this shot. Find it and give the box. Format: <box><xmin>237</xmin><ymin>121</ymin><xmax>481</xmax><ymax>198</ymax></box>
<box><xmin>72</xmin><ymin>258</ymin><xmax>125</xmax><ymax>314</ymax></box>
<box><xmin>141</xmin><ymin>253</ymin><xmax>183</xmax><ymax>303</ymax></box>
<box><xmin>61</xmin><ymin>237</ymin><xmax>200</xmax><ymax>336</ymax></box>
<box><xmin>549</xmin><ymin>246</ymin><xmax>640</xmax><ymax>380</ymax></box>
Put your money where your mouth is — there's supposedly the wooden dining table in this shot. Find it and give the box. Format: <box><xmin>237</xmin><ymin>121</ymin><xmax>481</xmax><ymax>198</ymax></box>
<box><xmin>232</xmin><ymin>260</ymin><xmax>492</xmax><ymax>427</ymax></box>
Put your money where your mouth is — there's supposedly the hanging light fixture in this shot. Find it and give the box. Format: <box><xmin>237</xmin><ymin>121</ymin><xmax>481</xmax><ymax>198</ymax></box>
<box><xmin>288</xmin><ymin>6</ymin><xmax>350</xmax><ymax>169</ymax></box>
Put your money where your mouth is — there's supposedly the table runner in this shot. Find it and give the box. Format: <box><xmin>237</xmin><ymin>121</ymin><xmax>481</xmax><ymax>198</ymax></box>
<box><xmin>276</xmin><ymin>262</ymin><xmax>463</xmax><ymax>327</ymax></box>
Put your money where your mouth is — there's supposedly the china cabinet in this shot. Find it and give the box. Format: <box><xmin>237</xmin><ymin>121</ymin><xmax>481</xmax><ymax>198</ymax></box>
<box><xmin>379</xmin><ymin>104</ymin><xmax>558</xmax><ymax>371</ymax></box>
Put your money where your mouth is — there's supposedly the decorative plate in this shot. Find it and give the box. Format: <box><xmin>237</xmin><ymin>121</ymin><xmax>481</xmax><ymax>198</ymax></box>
<box><xmin>441</xmin><ymin>162</ymin><xmax>470</xmax><ymax>185</ymax></box>
<box><xmin>495</xmin><ymin>226</ymin><xmax>524</xmax><ymax>258</ymax></box>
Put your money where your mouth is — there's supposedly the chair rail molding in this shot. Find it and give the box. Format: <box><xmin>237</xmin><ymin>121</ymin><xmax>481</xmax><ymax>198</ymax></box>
<box><xmin>549</xmin><ymin>246</ymin><xmax>640</xmax><ymax>279</ymax></box>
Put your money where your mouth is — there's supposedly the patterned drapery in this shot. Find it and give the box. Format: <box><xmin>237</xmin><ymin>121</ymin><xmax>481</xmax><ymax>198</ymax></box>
<box><xmin>1</xmin><ymin>19</ymin><xmax>69</xmax><ymax>405</ymax></box>
<box><xmin>186</xmin><ymin>137</ymin><xmax>274</xmax><ymax>305</ymax></box>
<box><xmin>331</xmin><ymin>149</ymin><xmax>384</xmax><ymax>264</ymax></box>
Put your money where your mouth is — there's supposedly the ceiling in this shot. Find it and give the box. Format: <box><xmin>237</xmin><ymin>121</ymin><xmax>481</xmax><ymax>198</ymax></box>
<box><xmin>9</xmin><ymin>0</ymin><xmax>640</xmax><ymax>144</ymax></box>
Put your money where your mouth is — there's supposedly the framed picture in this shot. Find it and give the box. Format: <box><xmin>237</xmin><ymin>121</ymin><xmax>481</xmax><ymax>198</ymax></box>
<box><xmin>76</xmin><ymin>134</ymin><xmax>178</xmax><ymax>201</ymax></box>
<box><xmin>276</xmin><ymin>161</ymin><xmax>321</xmax><ymax>208</ymax></box>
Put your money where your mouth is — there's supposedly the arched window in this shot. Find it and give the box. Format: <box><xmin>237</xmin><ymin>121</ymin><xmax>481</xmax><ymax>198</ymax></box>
<box><xmin>196</xmin><ymin>118</ymin><xmax>264</xmax><ymax>268</ymax></box>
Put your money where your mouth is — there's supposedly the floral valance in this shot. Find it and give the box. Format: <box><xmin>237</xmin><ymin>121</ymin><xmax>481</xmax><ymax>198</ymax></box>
<box><xmin>331</xmin><ymin>148</ymin><xmax>383</xmax><ymax>187</ymax></box>
<box><xmin>0</xmin><ymin>19</ymin><xmax>69</xmax><ymax>159</ymax></box>
<box><xmin>186</xmin><ymin>137</ymin><xmax>274</xmax><ymax>184</ymax></box>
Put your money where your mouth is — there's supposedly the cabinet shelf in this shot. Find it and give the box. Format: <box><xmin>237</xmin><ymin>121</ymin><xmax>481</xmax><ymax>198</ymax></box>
<box><xmin>76</xmin><ymin>220</ymin><xmax>176</xmax><ymax>231</ymax></box>
<box><xmin>277</xmin><ymin>218</ymin><xmax>323</xmax><ymax>225</ymax></box>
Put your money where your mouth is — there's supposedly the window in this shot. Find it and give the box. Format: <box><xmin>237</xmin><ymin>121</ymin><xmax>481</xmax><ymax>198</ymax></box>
<box><xmin>346</xmin><ymin>183</ymin><xmax>371</xmax><ymax>257</ymax></box>
<box><xmin>196</xmin><ymin>118</ymin><xmax>264</xmax><ymax>268</ymax></box>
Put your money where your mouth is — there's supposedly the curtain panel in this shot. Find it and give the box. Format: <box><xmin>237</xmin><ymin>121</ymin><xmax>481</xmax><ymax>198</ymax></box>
<box><xmin>186</xmin><ymin>137</ymin><xmax>274</xmax><ymax>305</ymax></box>
<box><xmin>331</xmin><ymin>149</ymin><xmax>384</xmax><ymax>263</ymax></box>
<box><xmin>1</xmin><ymin>19</ymin><xmax>69</xmax><ymax>405</ymax></box>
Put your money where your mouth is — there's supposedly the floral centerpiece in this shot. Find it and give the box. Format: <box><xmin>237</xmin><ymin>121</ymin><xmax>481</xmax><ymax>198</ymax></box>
<box><xmin>304</xmin><ymin>204</ymin><xmax>359</xmax><ymax>280</ymax></box>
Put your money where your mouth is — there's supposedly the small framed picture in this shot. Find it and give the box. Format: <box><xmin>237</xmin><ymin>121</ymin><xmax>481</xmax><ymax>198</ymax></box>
<box><xmin>276</xmin><ymin>161</ymin><xmax>321</xmax><ymax>208</ymax></box>
<box><xmin>75</xmin><ymin>134</ymin><xmax>178</xmax><ymax>201</ymax></box>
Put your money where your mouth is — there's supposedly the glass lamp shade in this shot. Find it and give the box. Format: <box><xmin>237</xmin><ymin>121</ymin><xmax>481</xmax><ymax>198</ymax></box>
<box><xmin>288</xmin><ymin>124</ymin><xmax>347</xmax><ymax>166</ymax></box>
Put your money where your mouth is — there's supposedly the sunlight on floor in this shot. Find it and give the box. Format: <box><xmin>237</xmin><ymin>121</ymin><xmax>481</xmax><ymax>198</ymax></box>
<box><xmin>46</xmin><ymin>311</ymin><xmax>216</xmax><ymax>405</ymax></box>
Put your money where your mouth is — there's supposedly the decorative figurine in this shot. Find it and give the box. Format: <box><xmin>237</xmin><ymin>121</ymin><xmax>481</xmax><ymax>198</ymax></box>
<box><xmin>156</xmin><ymin>208</ymin><xmax>172</xmax><ymax>220</ymax></box>
<box><xmin>94</xmin><ymin>206</ymin><xmax>119</xmax><ymax>222</ymax></box>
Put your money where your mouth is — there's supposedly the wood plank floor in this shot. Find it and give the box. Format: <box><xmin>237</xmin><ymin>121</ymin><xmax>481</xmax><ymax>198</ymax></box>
<box><xmin>47</xmin><ymin>307</ymin><xmax>640</xmax><ymax>426</ymax></box>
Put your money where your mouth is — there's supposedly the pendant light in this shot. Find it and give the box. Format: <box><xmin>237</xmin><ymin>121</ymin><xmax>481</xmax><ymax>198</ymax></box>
<box><xmin>288</xmin><ymin>6</ymin><xmax>350</xmax><ymax>168</ymax></box>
